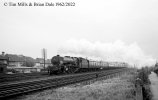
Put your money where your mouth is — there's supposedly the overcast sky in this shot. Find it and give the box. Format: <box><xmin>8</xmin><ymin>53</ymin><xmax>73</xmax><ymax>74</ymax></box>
<box><xmin>1</xmin><ymin>0</ymin><xmax>158</xmax><ymax>66</ymax></box>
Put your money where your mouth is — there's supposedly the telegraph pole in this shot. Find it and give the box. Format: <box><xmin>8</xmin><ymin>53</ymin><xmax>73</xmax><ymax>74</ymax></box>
<box><xmin>44</xmin><ymin>49</ymin><xmax>45</xmax><ymax>70</ymax></box>
<box><xmin>42</xmin><ymin>48</ymin><xmax>47</xmax><ymax>70</ymax></box>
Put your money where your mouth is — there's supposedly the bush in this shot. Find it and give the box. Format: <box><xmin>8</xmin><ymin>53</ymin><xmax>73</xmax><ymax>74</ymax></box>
<box><xmin>154</xmin><ymin>69</ymin><xmax>158</xmax><ymax>75</ymax></box>
<box><xmin>137</xmin><ymin>67</ymin><xmax>152</xmax><ymax>100</ymax></box>
<box><xmin>138</xmin><ymin>67</ymin><xmax>150</xmax><ymax>85</ymax></box>
<box><xmin>22</xmin><ymin>61</ymin><xmax>35</xmax><ymax>67</ymax></box>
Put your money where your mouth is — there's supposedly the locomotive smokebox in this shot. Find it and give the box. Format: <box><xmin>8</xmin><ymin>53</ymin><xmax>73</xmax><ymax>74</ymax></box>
<box><xmin>51</xmin><ymin>55</ymin><xmax>62</xmax><ymax>65</ymax></box>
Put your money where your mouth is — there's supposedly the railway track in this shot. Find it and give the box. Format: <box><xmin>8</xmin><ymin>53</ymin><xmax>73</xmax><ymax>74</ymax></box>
<box><xmin>0</xmin><ymin>68</ymin><xmax>120</xmax><ymax>84</ymax></box>
<box><xmin>0</xmin><ymin>72</ymin><xmax>48</xmax><ymax>83</ymax></box>
<box><xmin>0</xmin><ymin>68</ymin><xmax>128</xmax><ymax>99</ymax></box>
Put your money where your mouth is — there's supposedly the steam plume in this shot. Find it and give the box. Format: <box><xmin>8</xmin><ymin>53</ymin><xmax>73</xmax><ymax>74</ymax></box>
<box><xmin>58</xmin><ymin>39</ymin><xmax>155</xmax><ymax>68</ymax></box>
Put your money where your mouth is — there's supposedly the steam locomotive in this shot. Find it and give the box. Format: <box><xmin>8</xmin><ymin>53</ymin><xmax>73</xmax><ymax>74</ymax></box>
<box><xmin>47</xmin><ymin>55</ymin><xmax>127</xmax><ymax>74</ymax></box>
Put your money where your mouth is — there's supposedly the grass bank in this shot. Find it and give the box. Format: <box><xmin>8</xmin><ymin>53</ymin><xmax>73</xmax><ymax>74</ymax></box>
<box><xmin>15</xmin><ymin>70</ymin><xmax>137</xmax><ymax>100</ymax></box>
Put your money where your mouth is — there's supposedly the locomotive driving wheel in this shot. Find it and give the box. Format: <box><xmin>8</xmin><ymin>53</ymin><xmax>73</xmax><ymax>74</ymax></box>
<box><xmin>68</xmin><ymin>66</ymin><xmax>75</xmax><ymax>73</ymax></box>
<box><xmin>62</xmin><ymin>66</ymin><xmax>68</xmax><ymax>74</ymax></box>
<box><xmin>63</xmin><ymin>65</ymin><xmax>77</xmax><ymax>74</ymax></box>
<box><xmin>68</xmin><ymin>66</ymin><xmax>79</xmax><ymax>73</ymax></box>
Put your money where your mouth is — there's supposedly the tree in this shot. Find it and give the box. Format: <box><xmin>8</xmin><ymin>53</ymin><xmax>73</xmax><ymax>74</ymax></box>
<box><xmin>22</xmin><ymin>61</ymin><xmax>35</xmax><ymax>67</ymax></box>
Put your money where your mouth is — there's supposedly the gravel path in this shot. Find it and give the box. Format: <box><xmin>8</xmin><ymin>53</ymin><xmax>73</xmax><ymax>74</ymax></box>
<box><xmin>149</xmin><ymin>72</ymin><xmax>158</xmax><ymax>100</ymax></box>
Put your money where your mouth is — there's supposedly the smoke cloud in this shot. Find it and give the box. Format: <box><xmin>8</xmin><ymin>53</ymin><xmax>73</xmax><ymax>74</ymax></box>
<box><xmin>58</xmin><ymin>39</ymin><xmax>155</xmax><ymax>68</ymax></box>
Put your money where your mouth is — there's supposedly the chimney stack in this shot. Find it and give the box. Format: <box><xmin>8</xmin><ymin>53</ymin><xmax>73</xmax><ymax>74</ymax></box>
<box><xmin>2</xmin><ymin>52</ymin><xmax>5</xmax><ymax>56</ymax></box>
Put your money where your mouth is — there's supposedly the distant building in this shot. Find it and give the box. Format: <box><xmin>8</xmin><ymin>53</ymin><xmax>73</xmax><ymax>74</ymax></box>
<box><xmin>35</xmin><ymin>58</ymin><xmax>51</xmax><ymax>68</ymax></box>
<box><xmin>0</xmin><ymin>52</ymin><xmax>8</xmax><ymax>64</ymax></box>
<box><xmin>0</xmin><ymin>51</ymin><xmax>52</xmax><ymax>71</ymax></box>
<box><xmin>0</xmin><ymin>52</ymin><xmax>8</xmax><ymax>73</ymax></box>
<box><xmin>6</xmin><ymin>54</ymin><xmax>25</xmax><ymax>67</ymax></box>
<box><xmin>4</xmin><ymin>54</ymin><xmax>35</xmax><ymax>67</ymax></box>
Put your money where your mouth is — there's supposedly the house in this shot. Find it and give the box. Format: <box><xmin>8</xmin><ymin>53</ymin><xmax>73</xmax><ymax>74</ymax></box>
<box><xmin>6</xmin><ymin>54</ymin><xmax>25</xmax><ymax>67</ymax></box>
<box><xmin>0</xmin><ymin>52</ymin><xmax>8</xmax><ymax>73</ymax></box>
<box><xmin>5</xmin><ymin>54</ymin><xmax>36</xmax><ymax>67</ymax></box>
<box><xmin>35</xmin><ymin>58</ymin><xmax>51</xmax><ymax>68</ymax></box>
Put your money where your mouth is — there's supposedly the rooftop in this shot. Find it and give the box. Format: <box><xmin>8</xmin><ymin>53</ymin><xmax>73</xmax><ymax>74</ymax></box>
<box><xmin>0</xmin><ymin>55</ymin><xmax>8</xmax><ymax>60</ymax></box>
